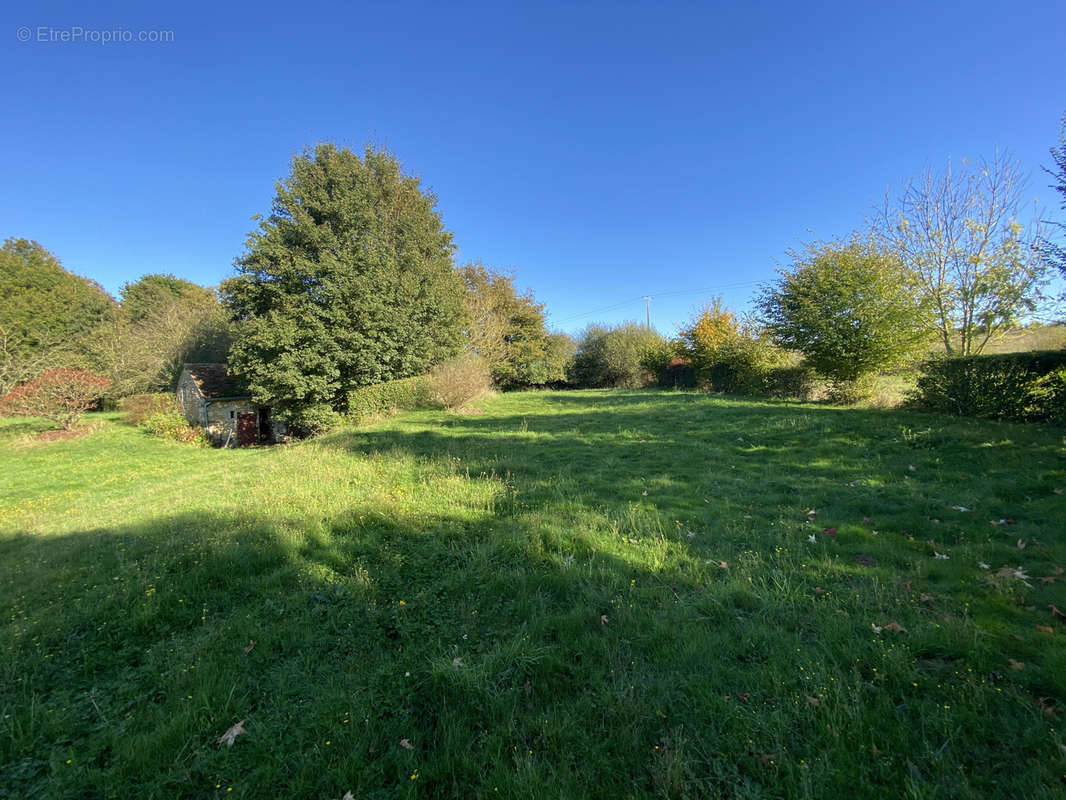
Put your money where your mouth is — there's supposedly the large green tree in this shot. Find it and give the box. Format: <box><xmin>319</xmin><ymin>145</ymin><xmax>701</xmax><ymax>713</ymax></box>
<box><xmin>0</xmin><ymin>239</ymin><xmax>116</xmax><ymax>393</ymax></box>
<box><xmin>758</xmin><ymin>236</ymin><xmax>931</xmax><ymax>390</ymax></box>
<box><xmin>221</xmin><ymin>144</ymin><xmax>466</xmax><ymax>423</ymax></box>
<box><xmin>459</xmin><ymin>262</ymin><xmax>553</xmax><ymax>389</ymax></box>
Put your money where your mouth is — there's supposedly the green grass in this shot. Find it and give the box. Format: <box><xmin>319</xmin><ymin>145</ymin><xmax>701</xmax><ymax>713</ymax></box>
<box><xmin>1</xmin><ymin>392</ymin><xmax>1065</xmax><ymax>799</ymax></box>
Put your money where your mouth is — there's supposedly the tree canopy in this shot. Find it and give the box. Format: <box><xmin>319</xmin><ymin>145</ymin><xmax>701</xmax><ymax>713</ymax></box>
<box><xmin>758</xmin><ymin>236</ymin><xmax>932</xmax><ymax>387</ymax></box>
<box><xmin>0</xmin><ymin>238</ymin><xmax>116</xmax><ymax>393</ymax></box>
<box><xmin>876</xmin><ymin>153</ymin><xmax>1046</xmax><ymax>355</ymax></box>
<box><xmin>459</xmin><ymin>262</ymin><xmax>561</xmax><ymax>389</ymax></box>
<box><xmin>221</xmin><ymin>144</ymin><xmax>467</xmax><ymax>422</ymax></box>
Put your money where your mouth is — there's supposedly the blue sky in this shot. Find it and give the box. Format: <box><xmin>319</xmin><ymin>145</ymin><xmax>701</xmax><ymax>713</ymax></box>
<box><xmin>3</xmin><ymin>1</ymin><xmax>1064</xmax><ymax>335</ymax></box>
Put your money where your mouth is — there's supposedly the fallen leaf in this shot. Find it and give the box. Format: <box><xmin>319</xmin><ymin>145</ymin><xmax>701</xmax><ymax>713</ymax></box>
<box><xmin>1037</xmin><ymin>625</ymin><xmax>1055</xmax><ymax>634</ymax></box>
<box><xmin>806</xmin><ymin>696</ymin><xmax>821</xmax><ymax>707</ymax></box>
<box><xmin>452</xmin><ymin>657</ymin><xmax>463</xmax><ymax>667</ymax></box>
<box><xmin>243</xmin><ymin>640</ymin><xmax>256</xmax><ymax>654</ymax></box>
<box><xmin>952</xmin><ymin>505</ymin><xmax>971</xmax><ymax>512</ymax></box>
<box><xmin>1050</xmin><ymin>605</ymin><xmax>1066</xmax><ymax>618</ymax></box>
<box><xmin>216</xmin><ymin>720</ymin><xmax>246</xmax><ymax>748</ymax></box>
<box><xmin>823</xmin><ymin>526</ymin><xmax>837</xmax><ymax>538</ymax></box>
<box><xmin>1056</xmin><ymin>567</ymin><xmax>1065</xmax><ymax>576</ymax></box>
<box><xmin>919</xmin><ymin>593</ymin><xmax>935</xmax><ymax>603</ymax></box>
<box><xmin>737</xmin><ymin>692</ymin><xmax>750</xmax><ymax>702</ymax></box>
<box><xmin>641</xmin><ymin>490</ymin><xmax>648</xmax><ymax>496</ymax></box>
<box><xmin>814</xmin><ymin>586</ymin><xmax>826</xmax><ymax>595</ymax></box>
<box><xmin>979</xmin><ymin>562</ymin><xmax>990</xmax><ymax>569</ymax></box>
<box><xmin>862</xmin><ymin>516</ymin><xmax>873</xmax><ymax>524</ymax></box>
<box><xmin>804</xmin><ymin>508</ymin><xmax>817</xmax><ymax>517</ymax></box>
<box><xmin>807</xmin><ymin>534</ymin><xmax>816</xmax><ymax>543</ymax></box>
<box><xmin>1054</xmin><ymin>488</ymin><xmax>1063</xmax><ymax>495</ymax></box>
<box><xmin>934</xmin><ymin>551</ymin><xmax>950</xmax><ymax>560</ymax></box>
<box><xmin>717</xmin><ymin>561</ymin><xmax>728</xmax><ymax>569</ymax></box>
<box><xmin>1040</xmin><ymin>577</ymin><xmax>1057</xmax><ymax>585</ymax></box>
<box><xmin>871</xmin><ymin>623</ymin><xmax>883</xmax><ymax>634</ymax></box>
<box><xmin>400</xmin><ymin>738</ymin><xmax>413</xmax><ymax>750</ymax></box>
<box><xmin>743</xmin><ymin>514</ymin><xmax>752</xmax><ymax>520</ymax></box>
<box><xmin>1036</xmin><ymin>697</ymin><xmax>1060</xmax><ymax>717</ymax></box>
<box><xmin>1008</xmin><ymin>658</ymin><xmax>1025</xmax><ymax>671</ymax></box>
<box><xmin>902</xmin><ymin>580</ymin><xmax>913</xmax><ymax>591</ymax></box>
<box><xmin>600</xmin><ymin>615</ymin><xmax>609</xmax><ymax>625</ymax></box>
<box><xmin>335</xmin><ymin>793</ymin><xmax>356</xmax><ymax>800</ymax></box>
<box><xmin>908</xmin><ymin>465</ymin><xmax>917</xmax><ymax>472</ymax></box>
<box><xmin>1017</xmin><ymin>539</ymin><xmax>1028</xmax><ymax>550</ymax></box>
<box><xmin>883</xmin><ymin>622</ymin><xmax>907</xmax><ymax>633</ymax></box>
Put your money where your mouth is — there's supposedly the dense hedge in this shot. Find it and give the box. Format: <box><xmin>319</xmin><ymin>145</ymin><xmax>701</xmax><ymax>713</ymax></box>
<box><xmin>910</xmin><ymin>350</ymin><xmax>1066</xmax><ymax>423</ymax></box>
<box><xmin>346</xmin><ymin>376</ymin><xmax>434</xmax><ymax>422</ymax></box>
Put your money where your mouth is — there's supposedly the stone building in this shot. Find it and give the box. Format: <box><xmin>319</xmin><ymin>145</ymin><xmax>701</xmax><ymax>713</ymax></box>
<box><xmin>176</xmin><ymin>363</ymin><xmax>282</xmax><ymax>446</ymax></box>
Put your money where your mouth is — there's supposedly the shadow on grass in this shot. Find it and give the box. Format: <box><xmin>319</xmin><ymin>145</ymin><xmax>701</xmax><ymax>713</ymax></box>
<box><xmin>2</xmin><ymin>392</ymin><xmax>1064</xmax><ymax>798</ymax></box>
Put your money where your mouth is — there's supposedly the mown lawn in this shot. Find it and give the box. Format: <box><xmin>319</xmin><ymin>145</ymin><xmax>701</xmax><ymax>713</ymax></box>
<box><xmin>1</xmin><ymin>391</ymin><xmax>1065</xmax><ymax>799</ymax></box>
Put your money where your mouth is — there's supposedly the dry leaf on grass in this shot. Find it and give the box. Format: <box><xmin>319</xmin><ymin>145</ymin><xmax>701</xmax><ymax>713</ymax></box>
<box><xmin>823</xmin><ymin>527</ymin><xmax>837</xmax><ymax>538</ymax></box>
<box><xmin>1050</xmin><ymin>605</ymin><xmax>1066</xmax><ymax>618</ymax></box>
<box><xmin>216</xmin><ymin>720</ymin><xmax>246</xmax><ymax>748</ymax></box>
<box><xmin>883</xmin><ymin>622</ymin><xmax>907</xmax><ymax>633</ymax></box>
<box><xmin>1037</xmin><ymin>625</ymin><xmax>1055</xmax><ymax>634</ymax></box>
<box><xmin>1008</xmin><ymin>658</ymin><xmax>1025</xmax><ymax>671</ymax></box>
<box><xmin>243</xmin><ymin>640</ymin><xmax>256</xmax><ymax>654</ymax></box>
<box><xmin>600</xmin><ymin>615</ymin><xmax>609</xmax><ymax>625</ymax></box>
<box><xmin>400</xmin><ymin>738</ymin><xmax>413</xmax><ymax>750</ymax></box>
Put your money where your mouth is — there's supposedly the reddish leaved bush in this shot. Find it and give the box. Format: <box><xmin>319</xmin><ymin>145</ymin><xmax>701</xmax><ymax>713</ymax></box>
<box><xmin>0</xmin><ymin>368</ymin><xmax>111</xmax><ymax>430</ymax></box>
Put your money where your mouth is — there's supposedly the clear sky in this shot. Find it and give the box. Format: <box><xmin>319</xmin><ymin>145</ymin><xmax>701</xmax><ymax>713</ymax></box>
<box><xmin>3</xmin><ymin>1</ymin><xmax>1064</xmax><ymax>335</ymax></box>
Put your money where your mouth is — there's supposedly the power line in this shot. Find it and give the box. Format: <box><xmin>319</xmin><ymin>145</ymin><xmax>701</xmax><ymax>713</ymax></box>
<box><xmin>551</xmin><ymin>280</ymin><xmax>763</xmax><ymax>325</ymax></box>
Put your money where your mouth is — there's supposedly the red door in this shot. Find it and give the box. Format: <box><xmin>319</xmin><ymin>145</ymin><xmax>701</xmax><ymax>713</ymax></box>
<box><xmin>237</xmin><ymin>412</ymin><xmax>258</xmax><ymax>446</ymax></box>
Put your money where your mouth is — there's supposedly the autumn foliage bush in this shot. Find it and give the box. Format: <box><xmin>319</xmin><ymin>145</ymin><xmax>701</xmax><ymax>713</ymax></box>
<box><xmin>426</xmin><ymin>355</ymin><xmax>493</xmax><ymax>410</ymax></box>
<box><xmin>0</xmin><ymin>368</ymin><xmax>110</xmax><ymax>430</ymax></box>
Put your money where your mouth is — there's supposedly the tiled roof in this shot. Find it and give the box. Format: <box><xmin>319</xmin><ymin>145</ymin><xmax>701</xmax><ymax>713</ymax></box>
<box><xmin>183</xmin><ymin>363</ymin><xmax>250</xmax><ymax>398</ymax></box>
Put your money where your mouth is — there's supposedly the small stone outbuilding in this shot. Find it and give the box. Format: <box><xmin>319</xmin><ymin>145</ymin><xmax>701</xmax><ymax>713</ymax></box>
<box><xmin>176</xmin><ymin>363</ymin><xmax>283</xmax><ymax>446</ymax></box>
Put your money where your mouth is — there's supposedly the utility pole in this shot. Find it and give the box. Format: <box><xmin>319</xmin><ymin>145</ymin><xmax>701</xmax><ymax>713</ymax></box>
<box><xmin>643</xmin><ymin>296</ymin><xmax>652</xmax><ymax>329</ymax></box>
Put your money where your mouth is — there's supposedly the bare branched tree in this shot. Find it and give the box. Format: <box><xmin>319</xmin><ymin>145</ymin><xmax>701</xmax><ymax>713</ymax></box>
<box><xmin>876</xmin><ymin>152</ymin><xmax>1047</xmax><ymax>356</ymax></box>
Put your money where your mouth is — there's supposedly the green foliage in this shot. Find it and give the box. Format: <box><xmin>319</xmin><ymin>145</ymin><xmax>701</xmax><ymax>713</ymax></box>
<box><xmin>678</xmin><ymin>299</ymin><xmax>783</xmax><ymax>394</ymax></box>
<box><xmin>346</xmin><ymin>376</ymin><xmax>434</xmax><ymax>422</ymax></box>
<box><xmin>0</xmin><ymin>239</ymin><xmax>117</xmax><ymax>393</ymax></box>
<box><xmin>910</xmin><ymin>350</ymin><xmax>1066</xmax><ymax>422</ymax></box>
<box><xmin>878</xmin><ymin>153</ymin><xmax>1046</xmax><ymax>355</ymax></box>
<box><xmin>139</xmin><ymin>409</ymin><xmax>210</xmax><ymax>446</ymax></box>
<box><xmin>570</xmin><ymin>322</ymin><xmax>665</xmax><ymax>388</ymax></box>
<box><xmin>117</xmin><ymin>393</ymin><xmax>177</xmax><ymax>426</ymax></box>
<box><xmin>221</xmin><ymin>143</ymin><xmax>467</xmax><ymax>420</ymax></box>
<box><xmin>460</xmin><ymin>262</ymin><xmax>556</xmax><ymax>389</ymax></box>
<box><xmin>759</xmin><ymin>236</ymin><xmax>932</xmax><ymax>391</ymax></box>
<box><xmin>763</xmin><ymin>364</ymin><xmax>818</xmax><ymax>400</ymax></box>
<box><xmin>426</xmin><ymin>355</ymin><xmax>494</xmax><ymax>410</ymax></box>
<box><xmin>535</xmin><ymin>332</ymin><xmax>576</xmax><ymax>386</ymax></box>
<box><xmin>119</xmin><ymin>274</ymin><xmax>216</xmax><ymax>323</ymax></box>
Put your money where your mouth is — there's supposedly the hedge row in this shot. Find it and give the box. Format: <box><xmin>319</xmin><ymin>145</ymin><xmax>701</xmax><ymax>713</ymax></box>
<box><xmin>909</xmin><ymin>350</ymin><xmax>1066</xmax><ymax>423</ymax></box>
<box><xmin>346</xmin><ymin>376</ymin><xmax>434</xmax><ymax>422</ymax></box>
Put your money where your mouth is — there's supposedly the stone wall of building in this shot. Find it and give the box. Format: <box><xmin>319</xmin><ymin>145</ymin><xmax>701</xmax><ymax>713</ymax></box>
<box><xmin>176</xmin><ymin>370</ymin><xmax>206</xmax><ymax>427</ymax></box>
<box><xmin>204</xmin><ymin>400</ymin><xmax>258</xmax><ymax>445</ymax></box>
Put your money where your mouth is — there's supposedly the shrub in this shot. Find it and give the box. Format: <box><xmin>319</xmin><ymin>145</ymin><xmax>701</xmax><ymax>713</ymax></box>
<box><xmin>426</xmin><ymin>356</ymin><xmax>493</xmax><ymax>410</ymax></box>
<box><xmin>0</xmin><ymin>368</ymin><xmax>111</xmax><ymax>430</ymax></box>
<box><xmin>570</xmin><ymin>323</ymin><xmax>665</xmax><ymax>388</ymax></box>
<box><xmin>346</xmin><ymin>376</ymin><xmax>434</xmax><ymax>422</ymax></box>
<box><xmin>118</xmin><ymin>393</ymin><xmax>177</xmax><ymax>426</ymax></box>
<box><xmin>659</xmin><ymin>358</ymin><xmax>698</xmax><ymax>389</ymax></box>
<box><xmin>283</xmin><ymin>404</ymin><xmax>344</xmax><ymax>438</ymax></box>
<box><xmin>764</xmin><ymin>365</ymin><xmax>818</xmax><ymax>400</ymax></box>
<box><xmin>1027</xmin><ymin>368</ymin><xmax>1066</xmax><ymax>424</ymax></box>
<box><xmin>140</xmin><ymin>410</ymin><xmax>209</xmax><ymax>446</ymax></box>
<box><xmin>909</xmin><ymin>350</ymin><xmax>1066</xmax><ymax>422</ymax></box>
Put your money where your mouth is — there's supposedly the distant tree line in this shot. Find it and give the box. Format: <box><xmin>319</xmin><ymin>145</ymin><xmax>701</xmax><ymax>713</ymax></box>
<box><xmin>4</xmin><ymin>120</ymin><xmax>1065</xmax><ymax>432</ymax></box>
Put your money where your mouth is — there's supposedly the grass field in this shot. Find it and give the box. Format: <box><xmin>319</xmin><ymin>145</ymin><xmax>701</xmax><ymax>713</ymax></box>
<box><xmin>2</xmin><ymin>391</ymin><xmax>1065</xmax><ymax>798</ymax></box>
